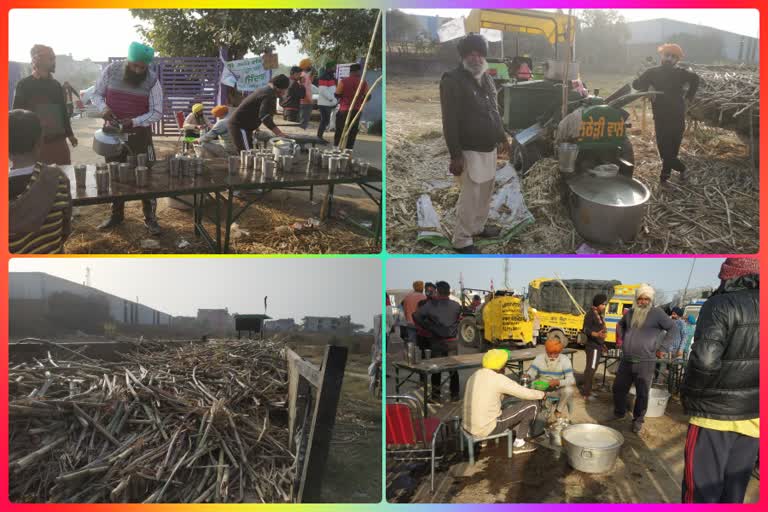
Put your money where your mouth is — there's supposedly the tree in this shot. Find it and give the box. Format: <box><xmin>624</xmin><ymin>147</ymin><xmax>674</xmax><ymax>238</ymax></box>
<box><xmin>129</xmin><ymin>9</ymin><xmax>381</xmax><ymax>66</ymax></box>
<box><xmin>577</xmin><ymin>9</ymin><xmax>631</xmax><ymax>71</ymax></box>
<box><xmin>297</xmin><ymin>10</ymin><xmax>381</xmax><ymax>68</ymax></box>
<box><xmin>130</xmin><ymin>9</ymin><xmax>299</xmax><ymax>59</ymax></box>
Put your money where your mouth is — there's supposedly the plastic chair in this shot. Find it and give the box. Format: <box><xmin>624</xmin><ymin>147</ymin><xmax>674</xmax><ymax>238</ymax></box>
<box><xmin>386</xmin><ymin>395</ymin><xmax>447</xmax><ymax>493</ymax></box>
<box><xmin>460</xmin><ymin>428</ymin><xmax>514</xmax><ymax>465</ymax></box>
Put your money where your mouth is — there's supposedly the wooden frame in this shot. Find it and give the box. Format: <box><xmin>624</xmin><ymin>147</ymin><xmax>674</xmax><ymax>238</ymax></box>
<box><xmin>286</xmin><ymin>345</ymin><xmax>348</xmax><ymax>503</ymax></box>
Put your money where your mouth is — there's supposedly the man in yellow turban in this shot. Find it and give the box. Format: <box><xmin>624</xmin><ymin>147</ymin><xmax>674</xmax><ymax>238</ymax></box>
<box><xmin>462</xmin><ymin>348</ymin><xmax>545</xmax><ymax>454</ymax></box>
<box><xmin>298</xmin><ymin>58</ymin><xmax>314</xmax><ymax>129</ymax></box>
<box><xmin>198</xmin><ymin>105</ymin><xmax>236</xmax><ymax>158</ymax></box>
<box><xmin>183</xmin><ymin>102</ymin><xmax>211</xmax><ymax>138</ymax></box>
<box><xmin>632</xmin><ymin>42</ymin><xmax>700</xmax><ymax>185</ymax></box>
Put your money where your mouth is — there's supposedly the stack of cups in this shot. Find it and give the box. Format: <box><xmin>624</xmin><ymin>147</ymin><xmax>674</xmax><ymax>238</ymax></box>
<box><xmin>136</xmin><ymin>153</ymin><xmax>148</xmax><ymax>168</ymax></box>
<box><xmin>74</xmin><ymin>164</ymin><xmax>87</xmax><ymax>189</ymax></box>
<box><xmin>227</xmin><ymin>155</ymin><xmax>240</xmax><ymax>176</ymax></box>
<box><xmin>96</xmin><ymin>165</ymin><xmax>110</xmax><ymax>193</ymax></box>
<box><xmin>108</xmin><ymin>162</ymin><xmax>119</xmax><ymax>183</ymax></box>
<box><xmin>118</xmin><ymin>163</ymin><xmax>133</xmax><ymax>183</ymax></box>
<box><xmin>135</xmin><ymin>166</ymin><xmax>149</xmax><ymax>187</ymax></box>
<box><xmin>262</xmin><ymin>157</ymin><xmax>276</xmax><ymax>179</ymax></box>
<box><xmin>169</xmin><ymin>157</ymin><xmax>181</xmax><ymax>178</ymax></box>
<box><xmin>126</xmin><ymin>155</ymin><xmax>137</xmax><ymax>169</ymax></box>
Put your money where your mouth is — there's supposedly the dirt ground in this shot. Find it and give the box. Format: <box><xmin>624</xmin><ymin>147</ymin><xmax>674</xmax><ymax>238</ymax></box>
<box><xmin>386</xmin><ymin>72</ymin><xmax>759</xmax><ymax>254</ymax></box>
<box><xmin>385</xmin><ymin>332</ymin><xmax>759</xmax><ymax>504</ymax></box>
<box><xmin>64</xmin><ymin>116</ymin><xmax>382</xmax><ymax>254</ymax></box>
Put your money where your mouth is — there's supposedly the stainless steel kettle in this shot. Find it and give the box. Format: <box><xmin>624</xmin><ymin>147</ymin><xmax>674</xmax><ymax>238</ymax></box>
<box><xmin>92</xmin><ymin>123</ymin><xmax>128</xmax><ymax>158</ymax></box>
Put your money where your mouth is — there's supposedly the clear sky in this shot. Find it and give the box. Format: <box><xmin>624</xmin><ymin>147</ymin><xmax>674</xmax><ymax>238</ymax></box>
<box><xmin>10</xmin><ymin>259</ymin><xmax>381</xmax><ymax>328</ymax></box>
<box><xmin>8</xmin><ymin>9</ymin><xmax>306</xmax><ymax>64</ymax></box>
<box><xmin>386</xmin><ymin>257</ymin><xmax>726</xmax><ymax>300</ymax></box>
<box><xmin>399</xmin><ymin>8</ymin><xmax>760</xmax><ymax>38</ymax></box>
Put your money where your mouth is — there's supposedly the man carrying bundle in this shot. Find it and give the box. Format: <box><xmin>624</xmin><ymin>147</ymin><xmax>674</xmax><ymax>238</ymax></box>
<box><xmin>632</xmin><ymin>43</ymin><xmax>700</xmax><ymax>185</ymax></box>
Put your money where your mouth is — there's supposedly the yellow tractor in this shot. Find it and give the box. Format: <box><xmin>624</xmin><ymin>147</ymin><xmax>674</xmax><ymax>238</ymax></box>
<box><xmin>459</xmin><ymin>279</ymin><xmax>639</xmax><ymax>351</ymax></box>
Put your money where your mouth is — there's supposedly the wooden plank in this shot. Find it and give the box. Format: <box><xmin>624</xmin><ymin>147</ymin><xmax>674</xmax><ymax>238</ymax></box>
<box><xmin>296</xmin><ymin>345</ymin><xmax>348</xmax><ymax>503</ymax></box>
<box><xmin>285</xmin><ymin>349</ymin><xmax>322</xmax><ymax>388</ymax></box>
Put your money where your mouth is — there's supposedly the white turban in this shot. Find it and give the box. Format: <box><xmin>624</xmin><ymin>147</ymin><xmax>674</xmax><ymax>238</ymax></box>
<box><xmin>635</xmin><ymin>284</ymin><xmax>655</xmax><ymax>303</ymax></box>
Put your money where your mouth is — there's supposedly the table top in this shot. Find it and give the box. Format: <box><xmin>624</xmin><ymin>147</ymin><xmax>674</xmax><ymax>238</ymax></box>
<box><xmin>393</xmin><ymin>348</ymin><xmax>576</xmax><ymax>373</ymax></box>
<box><xmin>63</xmin><ymin>156</ymin><xmax>382</xmax><ymax>206</ymax></box>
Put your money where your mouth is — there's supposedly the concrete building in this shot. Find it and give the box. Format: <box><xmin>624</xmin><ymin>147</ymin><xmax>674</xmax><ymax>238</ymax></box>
<box><xmin>625</xmin><ymin>19</ymin><xmax>759</xmax><ymax>64</ymax></box>
<box><xmin>264</xmin><ymin>318</ymin><xmax>297</xmax><ymax>332</ymax></box>
<box><xmin>9</xmin><ymin>272</ymin><xmax>172</xmax><ymax>325</ymax></box>
<box><xmin>302</xmin><ymin>315</ymin><xmax>353</xmax><ymax>333</ymax></box>
<box><xmin>197</xmin><ymin>308</ymin><xmax>232</xmax><ymax>332</ymax></box>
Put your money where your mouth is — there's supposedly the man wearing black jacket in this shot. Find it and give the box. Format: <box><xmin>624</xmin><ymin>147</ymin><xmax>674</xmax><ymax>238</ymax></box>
<box><xmin>581</xmin><ymin>294</ymin><xmax>608</xmax><ymax>401</ymax></box>
<box><xmin>413</xmin><ymin>281</ymin><xmax>462</xmax><ymax>402</ymax></box>
<box><xmin>680</xmin><ymin>258</ymin><xmax>759</xmax><ymax>503</ymax></box>
<box><xmin>632</xmin><ymin>43</ymin><xmax>699</xmax><ymax>184</ymax></box>
<box><xmin>440</xmin><ymin>33</ymin><xmax>510</xmax><ymax>254</ymax></box>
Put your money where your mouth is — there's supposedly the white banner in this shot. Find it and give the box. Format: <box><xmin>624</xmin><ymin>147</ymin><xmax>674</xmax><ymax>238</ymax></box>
<box><xmin>481</xmin><ymin>28</ymin><xmax>503</xmax><ymax>43</ymax></box>
<box><xmin>438</xmin><ymin>16</ymin><xmax>466</xmax><ymax>43</ymax></box>
<box><xmin>223</xmin><ymin>56</ymin><xmax>269</xmax><ymax>92</ymax></box>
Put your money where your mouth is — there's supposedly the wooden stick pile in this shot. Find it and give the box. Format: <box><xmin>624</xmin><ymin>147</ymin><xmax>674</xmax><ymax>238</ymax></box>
<box><xmin>686</xmin><ymin>64</ymin><xmax>759</xmax><ymax>137</ymax></box>
<box><xmin>9</xmin><ymin>338</ymin><xmax>294</xmax><ymax>503</ymax></box>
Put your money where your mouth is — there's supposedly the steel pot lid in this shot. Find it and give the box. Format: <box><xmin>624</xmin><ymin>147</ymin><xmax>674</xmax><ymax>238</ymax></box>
<box><xmin>562</xmin><ymin>423</ymin><xmax>624</xmax><ymax>450</ymax></box>
<box><xmin>567</xmin><ymin>174</ymin><xmax>650</xmax><ymax>208</ymax></box>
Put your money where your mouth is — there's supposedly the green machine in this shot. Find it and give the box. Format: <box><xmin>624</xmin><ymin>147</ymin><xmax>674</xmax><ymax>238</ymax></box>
<box><xmin>505</xmin><ymin>85</ymin><xmax>657</xmax><ymax>178</ymax></box>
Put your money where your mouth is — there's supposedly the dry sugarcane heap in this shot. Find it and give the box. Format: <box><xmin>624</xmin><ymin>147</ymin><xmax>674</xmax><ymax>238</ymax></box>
<box><xmin>9</xmin><ymin>337</ymin><xmax>294</xmax><ymax>503</ymax></box>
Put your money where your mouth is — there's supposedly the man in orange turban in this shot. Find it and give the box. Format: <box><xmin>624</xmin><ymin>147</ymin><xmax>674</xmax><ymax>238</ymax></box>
<box><xmin>198</xmin><ymin>104</ymin><xmax>236</xmax><ymax>158</ymax></box>
<box><xmin>632</xmin><ymin>43</ymin><xmax>700</xmax><ymax>185</ymax></box>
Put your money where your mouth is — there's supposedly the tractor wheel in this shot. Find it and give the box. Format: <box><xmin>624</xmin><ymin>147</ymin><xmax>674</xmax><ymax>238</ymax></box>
<box><xmin>459</xmin><ymin>317</ymin><xmax>480</xmax><ymax>348</ymax></box>
<box><xmin>512</xmin><ymin>142</ymin><xmax>542</xmax><ymax>175</ymax></box>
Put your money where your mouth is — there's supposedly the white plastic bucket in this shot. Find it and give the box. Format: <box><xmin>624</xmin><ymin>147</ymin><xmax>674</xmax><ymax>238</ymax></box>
<box><xmin>629</xmin><ymin>386</ymin><xmax>671</xmax><ymax>417</ymax></box>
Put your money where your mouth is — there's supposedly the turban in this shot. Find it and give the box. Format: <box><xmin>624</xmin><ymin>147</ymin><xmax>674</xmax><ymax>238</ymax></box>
<box><xmin>635</xmin><ymin>284</ymin><xmax>655</xmax><ymax>302</ymax></box>
<box><xmin>412</xmin><ymin>281</ymin><xmax>424</xmax><ymax>293</ymax></box>
<box><xmin>457</xmin><ymin>33</ymin><xmax>488</xmax><ymax>58</ymax></box>
<box><xmin>593</xmin><ymin>293</ymin><xmax>608</xmax><ymax>307</ymax></box>
<box><xmin>192</xmin><ymin>103</ymin><xmax>204</xmax><ymax>114</ymax></box>
<box><xmin>671</xmin><ymin>307</ymin><xmax>684</xmax><ymax>317</ymax></box>
<box><xmin>657</xmin><ymin>43</ymin><xmax>684</xmax><ymax>58</ymax></box>
<box><xmin>544</xmin><ymin>338</ymin><xmax>564</xmax><ymax>352</ymax></box>
<box><xmin>482</xmin><ymin>349</ymin><xmax>508</xmax><ymax>371</ymax></box>
<box><xmin>128</xmin><ymin>42</ymin><xmax>155</xmax><ymax>64</ymax></box>
<box><xmin>324</xmin><ymin>60</ymin><xmax>337</xmax><ymax>69</ymax></box>
<box><xmin>211</xmin><ymin>105</ymin><xmax>228</xmax><ymax>118</ymax></box>
<box><xmin>687</xmin><ymin>314</ymin><xmax>696</xmax><ymax>324</ymax></box>
<box><xmin>298</xmin><ymin>58</ymin><xmax>313</xmax><ymax>70</ymax></box>
<box><xmin>719</xmin><ymin>257</ymin><xmax>759</xmax><ymax>280</ymax></box>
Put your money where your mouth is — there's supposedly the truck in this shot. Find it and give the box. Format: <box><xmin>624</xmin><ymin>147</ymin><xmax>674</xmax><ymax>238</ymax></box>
<box><xmin>459</xmin><ymin>279</ymin><xmax>641</xmax><ymax>350</ymax></box>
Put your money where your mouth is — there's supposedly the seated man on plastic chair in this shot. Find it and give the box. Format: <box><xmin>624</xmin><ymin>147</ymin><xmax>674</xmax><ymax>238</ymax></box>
<box><xmin>463</xmin><ymin>349</ymin><xmax>545</xmax><ymax>455</ymax></box>
<box><xmin>526</xmin><ymin>337</ymin><xmax>576</xmax><ymax>421</ymax></box>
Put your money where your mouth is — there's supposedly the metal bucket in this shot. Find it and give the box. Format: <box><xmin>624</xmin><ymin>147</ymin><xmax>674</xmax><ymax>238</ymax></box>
<box><xmin>630</xmin><ymin>387</ymin><xmax>671</xmax><ymax>418</ymax></box>
<box><xmin>561</xmin><ymin>423</ymin><xmax>624</xmax><ymax>474</ymax></box>
<box><xmin>558</xmin><ymin>143</ymin><xmax>579</xmax><ymax>173</ymax></box>
<box><xmin>566</xmin><ymin>174</ymin><xmax>651</xmax><ymax>245</ymax></box>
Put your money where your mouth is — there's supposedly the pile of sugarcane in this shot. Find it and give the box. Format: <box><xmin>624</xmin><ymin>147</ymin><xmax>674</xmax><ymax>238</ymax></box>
<box><xmin>686</xmin><ymin>64</ymin><xmax>759</xmax><ymax>137</ymax></box>
<box><xmin>9</xmin><ymin>338</ymin><xmax>294</xmax><ymax>503</ymax></box>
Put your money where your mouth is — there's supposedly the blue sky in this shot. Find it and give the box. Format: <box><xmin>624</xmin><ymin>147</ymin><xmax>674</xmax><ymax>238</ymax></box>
<box><xmin>10</xmin><ymin>258</ymin><xmax>381</xmax><ymax>328</ymax></box>
<box><xmin>386</xmin><ymin>257</ymin><xmax>725</xmax><ymax>302</ymax></box>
